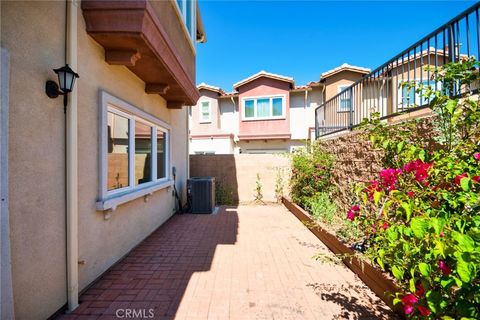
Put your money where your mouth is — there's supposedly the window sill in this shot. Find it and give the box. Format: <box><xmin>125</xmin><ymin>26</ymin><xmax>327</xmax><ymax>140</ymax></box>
<box><xmin>336</xmin><ymin>110</ymin><xmax>353</xmax><ymax>113</ymax></box>
<box><xmin>97</xmin><ymin>179</ymin><xmax>174</xmax><ymax>211</ymax></box>
<box><xmin>242</xmin><ymin>116</ymin><xmax>286</xmax><ymax>122</ymax></box>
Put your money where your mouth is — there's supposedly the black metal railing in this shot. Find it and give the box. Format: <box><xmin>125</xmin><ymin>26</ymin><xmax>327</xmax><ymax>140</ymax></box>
<box><xmin>315</xmin><ymin>2</ymin><xmax>480</xmax><ymax>138</ymax></box>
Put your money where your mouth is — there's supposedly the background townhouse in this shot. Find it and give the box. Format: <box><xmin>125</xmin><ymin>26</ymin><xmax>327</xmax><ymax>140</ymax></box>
<box><xmin>1</xmin><ymin>0</ymin><xmax>205</xmax><ymax>318</ymax></box>
<box><xmin>189</xmin><ymin>65</ymin><xmax>369</xmax><ymax>154</ymax></box>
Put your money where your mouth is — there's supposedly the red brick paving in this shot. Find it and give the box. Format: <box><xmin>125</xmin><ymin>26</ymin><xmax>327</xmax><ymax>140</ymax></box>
<box><xmin>57</xmin><ymin>205</ymin><xmax>397</xmax><ymax>320</ymax></box>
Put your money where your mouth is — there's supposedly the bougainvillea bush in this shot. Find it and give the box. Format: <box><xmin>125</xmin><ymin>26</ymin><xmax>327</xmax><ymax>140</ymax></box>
<box><xmin>348</xmin><ymin>58</ymin><xmax>480</xmax><ymax>319</ymax></box>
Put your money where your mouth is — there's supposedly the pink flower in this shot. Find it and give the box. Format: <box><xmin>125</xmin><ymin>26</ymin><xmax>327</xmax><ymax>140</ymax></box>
<box><xmin>474</xmin><ymin>153</ymin><xmax>480</xmax><ymax>161</ymax></box>
<box><xmin>454</xmin><ymin>173</ymin><xmax>468</xmax><ymax>185</ymax></box>
<box><xmin>438</xmin><ymin>260</ymin><xmax>452</xmax><ymax>275</ymax></box>
<box><xmin>417</xmin><ymin>305</ymin><xmax>431</xmax><ymax>316</ymax></box>
<box><xmin>346</xmin><ymin>210</ymin><xmax>357</xmax><ymax>221</ymax></box>
<box><xmin>440</xmin><ymin>231</ymin><xmax>444</xmax><ymax>238</ymax></box>
<box><xmin>473</xmin><ymin>176</ymin><xmax>480</xmax><ymax>183</ymax></box>
<box><xmin>407</xmin><ymin>191</ymin><xmax>415</xmax><ymax>198</ymax></box>
<box><xmin>403</xmin><ymin>304</ymin><xmax>414</xmax><ymax>315</ymax></box>
<box><xmin>403</xmin><ymin>159</ymin><xmax>432</xmax><ymax>182</ymax></box>
<box><xmin>379</xmin><ymin>168</ymin><xmax>402</xmax><ymax>191</ymax></box>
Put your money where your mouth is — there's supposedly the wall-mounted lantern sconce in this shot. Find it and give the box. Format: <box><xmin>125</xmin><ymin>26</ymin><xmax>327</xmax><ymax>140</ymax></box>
<box><xmin>46</xmin><ymin>64</ymin><xmax>79</xmax><ymax>112</ymax></box>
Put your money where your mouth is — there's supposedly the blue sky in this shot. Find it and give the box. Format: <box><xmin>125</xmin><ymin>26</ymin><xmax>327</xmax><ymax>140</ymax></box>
<box><xmin>196</xmin><ymin>0</ymin><xmax>476</xmax><ymax>90</ymax></box>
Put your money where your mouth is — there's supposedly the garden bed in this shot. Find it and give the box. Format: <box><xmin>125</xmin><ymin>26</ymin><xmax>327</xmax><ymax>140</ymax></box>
<box><xmin>282</xmin><ymin>196</ymin><xmax>404</xmax><ymax>317</ymax></box>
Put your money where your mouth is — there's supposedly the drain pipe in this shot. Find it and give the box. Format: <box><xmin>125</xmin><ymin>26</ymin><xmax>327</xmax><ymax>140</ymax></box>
<box><xmin>65</xmin><ymin>0</ymin><xmax>79</xmax><ymax>312</ymax></box>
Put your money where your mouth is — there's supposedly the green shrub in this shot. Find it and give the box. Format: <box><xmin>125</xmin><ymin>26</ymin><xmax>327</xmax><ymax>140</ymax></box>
<box><xmin>306</xmin><ymin>192</ymin><xmax>336</xmax><ymax>224</ymax></box>
<box><xmin>290</xmin><ymin>142</ymin><xmax>335</xmax><ymax>208</ymax></box>
<box><xmin>215</xmin><ymin>180</ymin><xmax>234</xmax><ymax>205</ymax></box>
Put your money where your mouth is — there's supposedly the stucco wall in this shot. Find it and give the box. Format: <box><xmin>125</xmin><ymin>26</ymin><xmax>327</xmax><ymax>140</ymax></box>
<box><xmin>190</xmin><ymin>89</ymin><xmax>222</xmax><ymax>135</ymax></box>
<box><xmin>218</xmin><ymin>97</ymin><xmax>239</xmax><ymax>136</ymax></box>
<box><xmin>77</xmin><ymin>8</ymin><xmax>186</xmax><ymax>292</ymax></box>
<box><xmin>1</xmin><ymin>1</ymin><xmax>190</xmax><ymax>318</ymax></box>
<box><xmin>1</xmin><ymin>2</ymin><xmax>68</xmax><ymax>319</ymax></box>
<box><xmin>190</xmin><ymin>154</ymin><xmax>291</xmax><ymax>203</ymax></box>
<box><xmin>237</xmin><ymin>78</ymin><xmax>291</xmax><ymax>136</ymax></box>
<box><xmin>190</xmin><ymin>137</ymin><xmax>234</xmax><ymax>154</ymax></box>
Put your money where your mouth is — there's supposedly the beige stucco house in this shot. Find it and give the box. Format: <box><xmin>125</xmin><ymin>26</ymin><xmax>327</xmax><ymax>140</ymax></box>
<box><xmin>0</xmin><ymin>0</ymin><xmax>205</xmax><ymax>318</ymax></box>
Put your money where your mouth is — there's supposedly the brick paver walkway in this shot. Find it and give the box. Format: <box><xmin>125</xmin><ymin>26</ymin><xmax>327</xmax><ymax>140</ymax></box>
<box><xmin>59</xmin><ymin>205</ymin><xmax>397</xmax><ymax>320</ymax></box>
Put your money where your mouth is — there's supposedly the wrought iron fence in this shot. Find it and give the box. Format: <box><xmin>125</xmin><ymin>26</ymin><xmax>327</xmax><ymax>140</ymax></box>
<box><xmin>315</xmin><ymin>2</ymin><xmax>480</xmax><ymax>138</ymax></box>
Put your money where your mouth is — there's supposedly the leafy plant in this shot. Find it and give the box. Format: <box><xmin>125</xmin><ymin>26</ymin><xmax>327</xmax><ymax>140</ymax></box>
<box><xmin>290</xmin><ymin>141</ymin><xmax>335</xmax><ymax>208</ymax></box>
<box><xmin>215</xmin><ymin>180</ymin><xmax>234</xmax><ymax>205</ymax></box>
<box><xmin>254</xmin><ymin>173</ymin><xmax>264</xmax><ymax>204</ymax></box>
<box><xmin>348</xmin><ymin>58</ymin><xmax>480</xmax><ymax>319</ymax></box>
<box><xmin>306</xmin><ymin>192</ymin><xmax>337</xmax><ymax>224</ymax></box>
<box><xmin>275</xmin><ymin>168</ymin><xmax>285</xmax><ymax>203</ymax></box>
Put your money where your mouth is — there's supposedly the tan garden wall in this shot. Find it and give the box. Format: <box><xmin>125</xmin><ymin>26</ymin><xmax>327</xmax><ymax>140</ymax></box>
<box><xmin>319</xmin><ymin>115</ymin><xmax>436</xmax><ymax>213</ymax></box>
<box><xmin>190</xmin><ymin>154</ymin><xmax>291</xmax><ymax>203</ymax></box>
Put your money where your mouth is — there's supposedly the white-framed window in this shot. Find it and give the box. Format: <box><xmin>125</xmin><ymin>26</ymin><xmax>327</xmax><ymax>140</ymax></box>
<box><xmin>242</xmin><ymin>95</ymin><xmax>286</xmax><ymax>120</ymax></box>
<box><xmin>338</xmin><ymin>85</ymin><xmax>352</xmax><ymax>112</ymax></box>
<box><xmin>174</xmin><ymin>0</ymin><xmax>196</xmax><ymax>44</ymax></box>
<box><xmin>398</xmin><ymin>80</ymin><xmax>442</xmax><ymax>110</ymax></box>
<box><xmin>98</xmin><ymin>91</ymin><xmax>172</xmax><ymax>211</ymax></box>
<box><xmin>199</xmin><ymin>101</ymin><xmax>211</xmax><ymax>123</ymax></box>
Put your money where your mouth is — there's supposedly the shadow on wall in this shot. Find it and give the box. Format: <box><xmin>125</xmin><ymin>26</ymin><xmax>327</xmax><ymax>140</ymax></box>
<box><xmin>58</xmin><ymin>207</ymin><xmax>239</xmax><ymax>319</ymax></box>
<box><xmin>190</xmin><ymin>154</ymin><xmax>239</xmax><ymax>205</ymax></box>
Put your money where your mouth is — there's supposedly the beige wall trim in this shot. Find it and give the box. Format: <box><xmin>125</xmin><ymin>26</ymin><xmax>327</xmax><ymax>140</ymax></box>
<box><xmin>66</xmin><ymin>0</ymin><xmax>79</xmax><ymax>312</ymax></box>
<box><xmin>0</xmin><ymin>47</ymin><xmax>15</xmax><ymax>320</ymax></box>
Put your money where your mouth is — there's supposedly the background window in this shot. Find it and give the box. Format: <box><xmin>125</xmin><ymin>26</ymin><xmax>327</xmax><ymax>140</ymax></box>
<box><xmin>200</xmin><ymin>101</ymin><xmax>211</xmax><ymax>122</ymax></box>
<box><xmin>256</xmin><ymin>98</ymin><xmax>270</xmax><ymax>117</ymax></box>
<box><xmin>135</xmin><ymin>122</ymin><xmax>152</xmax><ymax>185</ymax></box>
<box><xmin>272</xmin><ymin>98</ymin><xmax>283</xmax><ymax>116</ymax></box>
<box><xmin>107</xmin><ymin>112</ymin><xmax>129</xmax><ymax>191</ymax></box>
<box><xmin>243</xmin><ymin>96</ymin><xmax>284</xmax><ymax>119</ymax></box>
<box><xmin>338</xmin><ymin>85</ymin><xmax>352</xmax><ymax>111</ymax></box>
<box><xmin>245</xmin><ymin>100</ymin><xmax>255</xmax><ymax>118</ymax></box>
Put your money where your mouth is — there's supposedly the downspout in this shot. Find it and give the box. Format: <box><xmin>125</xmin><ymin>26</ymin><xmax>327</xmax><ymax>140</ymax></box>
<box><xmin>66</xmin><ymin>0</ymin><xmax>79</xmax><ymax>312</ymax></box>
<box><xmin>230</xmin><ymin>96</ymin><xmax>238</xmax><ymax>153</ymax></box>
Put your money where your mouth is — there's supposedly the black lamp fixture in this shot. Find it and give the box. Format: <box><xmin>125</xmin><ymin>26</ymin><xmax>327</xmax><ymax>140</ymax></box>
<box><xmin>46</xmin><ymin>64</ymin><xmax>79</xmax><ymax>111</ymax></box>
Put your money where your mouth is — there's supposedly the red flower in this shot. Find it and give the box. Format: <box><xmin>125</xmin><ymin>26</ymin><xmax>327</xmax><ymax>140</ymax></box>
<box><xmin>438</xmin><ymin>260</ymin><xmax>452</xmax><ymax>275</ymax></box>
<box><xmin>364</xmin><ymin>180</ymin><xmax>381</xmax><ymax>201</ymax></box>
<box><xmin>379</xmin><ymin>168</ymin><xmax>402</xmax><ymax>191</ymax></box>
<box><xmin>440</xmin><ymin>231</ymin><xmax>444</xmax><ymax>238</ymax></box>
<box><xmin>402</xmin><ymin>293</ymin><xmax>418</xmax><ymax>305</ymax></box>
<box><xmin>454</xmin><ymin>173</ymin><xmax>468</xmax><ymax>185</ymax></box>
<box><xmin>473</xmin><ymin>176</ymin><xmax>480</xmax><ymax>183</ymax></box>
<box><xmin>474</xmin><ymin>153</ymin><xmax>480</xmax><ymax>161</ymax></box>
<box><xmin>415</xmin><ymin>283</ymin><xmax>425</xmax><ymax>297</ymax></box>
<box><xmin>417</xmin><ymin>305</ymin><xmax>431</xmax><ymax>316</ymax></box>
<box><xmin>407</xmin><ymin>191</ymin><xmax>415</xmax><ymax>198</ymax></box>
<box><xmin>346</xmin><ymin>211</ymin><xmax>357</xmax><ymax>221</ymax></box>
<box><xmin>402</xmin><ymin>294</ymin><xmax>418</xmax><ymax>315</ymax></box>
<box><xmin>351</xmin><ymin>205</ymin><xmax>360</xmax><ymax>212</ymax></box>
<box><xmin>382</xmin><ymin>222</ymin><xmax>389</xmax><ymax>230</ymax></box>
<box><xmin>403</xmin><ymin>159</ymin><xmax>432</xmax><ymax>182</ymax></box>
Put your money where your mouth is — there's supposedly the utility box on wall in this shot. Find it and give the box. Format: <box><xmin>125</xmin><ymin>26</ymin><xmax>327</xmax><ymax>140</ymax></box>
<box><xmin>187</xmin><ymin>177</ymin><xmax>215</xmax><ymax>214</ymax></box>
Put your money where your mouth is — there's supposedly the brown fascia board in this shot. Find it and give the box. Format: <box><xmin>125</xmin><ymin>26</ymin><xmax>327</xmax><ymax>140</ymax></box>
<box><xmin>81</xmin><ymin>0</ymin><xmax>200</xmax><ymax>108</ymax></box>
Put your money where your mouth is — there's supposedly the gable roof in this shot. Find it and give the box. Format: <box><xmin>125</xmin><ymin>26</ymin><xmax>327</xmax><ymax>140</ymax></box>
<box><xmin>197</xmin><ymin>82</ymin><xmax>224</xmax><ymax>94</ymax></box>
<box><xmin>320</xmin><ymin>63</ymin><xmax>371</xmax><ymax>80</ymax></box>
<box><xmin>233</xmin><ymin>70</ymin><xmax>294</xmax><ymax>90</ymax></box>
